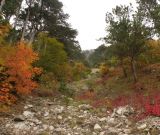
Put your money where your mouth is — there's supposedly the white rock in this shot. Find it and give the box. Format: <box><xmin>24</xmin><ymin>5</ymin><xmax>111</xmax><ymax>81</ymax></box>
<box><xmin>31</xmin><ymin>119</ymin><xmax>42</xmax><ymax>125</ymax></box>
<box><xmin>123</xmin><ymin>129</ymin><xmax>132</xmax><ymax>134</ymax></box>
<box><xmin>107</xmin><ymin>118</ymin><xmax>115</xmax><ymax>124</ymax></box>
<box><xmin>49</xmin><ymin>126</ymin><xmax>54</xmax><ymax>130</ymax></box>
<box><xmin>54</xmin><ymin>106</ymin><xmax>64</xmax><ymax>114</ymax></box>
<box><xmin>14</xmin><ymin>115</ymin><xmax>25</xmax><ymax>122</ymax></box>
<box><xmin>14</xmin><ymin>122</ymin><xmax>29</xmax><ymax>130</ymax></box>
<box><xmin>44</xmin><ymin>112</ymin><xmax>49</xmax><ymax>117</ymax></box>
<box><xmin>137</xmin><ymin>124</ymin><xmax>147</xmax><ymax>130</ymax></box>
<box><xmin>115</xmin><ymin>106</ymin><xmax>134</xmax><ymax>116</ymax></box>
<box><xmin>57</xmin><ymin>115</ymin><xmax>63</xmax><ymax>120</ymax></box>
<box><xmin>84</xmin><ymin>111</ymin><xmax>88</xmax><ymax>114</ymax></box>
<box><xmin>23</xmin><ymin>111</ymin><xmax>34</xmax><ymax>118</ymax></box>
<box><xmin>24</xmin><ymin>104</ymin><xmax>33</xmax><ymax>109</ymax></box>
<box><xmin>43</xmin><ymin>124</ymin><xmax>48</xmax><ymax>130</ymax></box>
<box><xmin>99</xmin><ymin>117</ymin><xmax>107</xmax><ymax>122</ymax></box>
<box><xmin>33</xmin><ymin>126</ymin><xmax>38</xmax><ymax>131</ymax></box>
<box><xmin>78</xmin><ymin>104</ymin><xmax>92</xmax><ymax>110</ymax></box>
<box><xmin>94</xmin><ymin>124</ymin><xmax>102</xmax><ymax>131</ymax></box>
<box><xmin>6</xmin><ymin>124</ymin><xmax>10</xmax><ymax>128</ymax></box>
<box><xmin>100</xmin><ymin>131</ymin><xmax>105</xmax><ymax>135</ymax></box>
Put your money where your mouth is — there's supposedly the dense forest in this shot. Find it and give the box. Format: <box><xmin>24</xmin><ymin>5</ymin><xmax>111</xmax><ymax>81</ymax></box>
<box><xmin>0</xmin><ymin>0</ymin><xmax>160</xmax><ymax>134</ymax></box>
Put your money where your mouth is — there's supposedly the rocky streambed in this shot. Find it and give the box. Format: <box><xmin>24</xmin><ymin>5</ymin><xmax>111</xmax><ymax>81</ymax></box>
<box><xmin>0</xmin><ymin>97</ymin><xmax>160</xmax><ymax>135</ymax></box>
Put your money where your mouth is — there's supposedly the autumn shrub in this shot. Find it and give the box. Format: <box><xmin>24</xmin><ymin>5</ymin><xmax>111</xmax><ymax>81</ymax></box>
<box><xmin>37</xmin><ymin>72</ymin><xmax>59</xmax><ymax>97</ymax></box>
<box><xmin>106</xmin><ymin>56</ymin><xmax>119</xmax><ymax>67</ymax></box>
<box><xmin>59</xmin><ymin>81</ymin><xmax>74</xmax><ymax>97</ymax></box>
<box><xmin>54</xmin><ymin>63</ymin><xmax>73</xmax><ymax>82</ymax></box>
<box><xmin>99</xmin><ymin>63</ymin><xmax>109</xmax><ymax>77</ymax></box>
<box><xmin>4</xmin><ymin>42</ymin><xmax>41</xmax><ymax>95</ymax></box>
<box><xmin>0</xmin><ymin>42</ymin><xmax>41</xmax><ymax>104</ymax></box>
<box><xmin>145</xmin><ymin>40</ymin><xmax>160</xmax><ymax>64</ymax></box>
<box><xmin>76</xmin><ymin>91</ymin><xmax>96</xmax><ymax>101</ymax></box>
<box><xmin>91</xmin><ymin>98</ymin><xmax>112</xmax><ymax>109</ymax></box>
<box><xmin>112</xmin><ymin>91</ymin><xmax>160</xmax><ymax>118</ymax></box>
<box><xmin>72</xmin><ymin>62</ymin><xmax>88</xmax><ymax>81</ymax></box>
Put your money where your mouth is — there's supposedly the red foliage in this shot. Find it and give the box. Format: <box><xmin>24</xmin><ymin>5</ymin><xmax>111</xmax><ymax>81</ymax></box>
<box><xmin>112</xmin><ymin>91</ymin><xmax>160</xmax><ymax>118</ymax></box>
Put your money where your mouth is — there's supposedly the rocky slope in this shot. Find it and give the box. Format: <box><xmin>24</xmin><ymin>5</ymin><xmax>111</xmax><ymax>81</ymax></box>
<box><xmin>0</xmin><ymin>97</ymin><xmax>160</xmax><ymax>135</ymax></box>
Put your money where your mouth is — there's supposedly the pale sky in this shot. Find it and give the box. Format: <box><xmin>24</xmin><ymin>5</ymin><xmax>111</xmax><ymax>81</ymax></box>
<box><xmin>60</xmin><ymin>0</ymin><xmax>136</xmax><ymax>50</ymax></box>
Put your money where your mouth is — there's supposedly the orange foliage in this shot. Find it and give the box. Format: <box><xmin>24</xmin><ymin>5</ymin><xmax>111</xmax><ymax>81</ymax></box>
<box><xmin>0</xmin><ymin>81</ymin><xmax>16</xmax><ymax>104</ymax></box>
<box><xmin>4</xmin><ymin>42</ymin><xmax>41</xmax><ymax>95</ymax></box>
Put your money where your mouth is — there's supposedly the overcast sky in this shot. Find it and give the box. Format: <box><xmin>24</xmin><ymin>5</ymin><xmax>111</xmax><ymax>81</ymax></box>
<box><xmin>60</xmin><ymin>0</ymin><xmax>136</xmax><ymax>50</ymax></box>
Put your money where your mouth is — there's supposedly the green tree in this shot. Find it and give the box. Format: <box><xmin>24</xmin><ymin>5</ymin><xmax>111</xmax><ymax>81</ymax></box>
<box><xmin>105</xmin><ymin>5</ymin><xmax>151</xmax><ymax>82</ymax></box>
<box><xmin>105</xmin><ymin>5</ymin><xmax>131</xmax><ymax>77</ymax></box>
<box><xmin>34</xmin><ymin>33</ymin><xmax>68</xmax><ymax>81</ymax></box>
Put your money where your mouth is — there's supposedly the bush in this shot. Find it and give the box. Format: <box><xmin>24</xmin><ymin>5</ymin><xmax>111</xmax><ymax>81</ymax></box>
<box><xmin>0</xmin><ymin>42</ymin><xmax>41</xmax><ymax>103</ymax></box>
<box><xmin>72</xmin><ymin>62</ymin><xmax>88</xmax><ymax>81</ymax></box>
<box><xmin>59</xmin><ymin>82</ymin><xmax>74</xmax><ymax>97</ymax></box>
<box><xmin>99</xmin><ymin>63</ymin><xmax>109</xmax><ymax>77</ymax></box>
<box><xmin>37</xmin><ymin>73</ymin><xmax>59</xmax><ymax>97</ymax></box>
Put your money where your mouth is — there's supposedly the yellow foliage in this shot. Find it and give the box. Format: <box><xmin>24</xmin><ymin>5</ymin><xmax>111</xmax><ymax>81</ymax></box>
<box><xmin>147</xmin><ymin>40</ymin><xmax>160</xmax><ymax>61</ymax></box>
<box><xmin>99</xmin><ymin>63</ymin><xmax>109</xmax><ymax>77</ymax></box>
<box><xmin>73</xmin><ymin>62</ymin><xmax>87</xmax><ymax>80</ymax></box>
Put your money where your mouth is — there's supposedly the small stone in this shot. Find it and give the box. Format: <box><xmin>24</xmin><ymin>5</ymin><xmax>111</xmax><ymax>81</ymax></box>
<box><xmin>101</xmin><ymin>108</ymin><xmax>107</xmax><ymax>113</ymax></box>
<box><xmin>123</xmin><ymin>128</ymin><xmax>132</xmax><ymax>134</ymax></box>
<box><xmin>84</xmin><ymin>110</ymin><xmax>88</xmax><ymax>114</ymax></box>
<box><xmin>78</xmin><ymin>104</ymin><xmax>92</xmax><ymax>110</ymax></box>
<box><xmin>24</xmin><ymin>104</ymin><xmax>33</xmax><ymax>109</ymax></box>
<box><xmin>99</xmin><ymin>117</ymin><xmax>107</xmax><ymax>122</ymax></box>
<box><xmin>33</xmin><ymin>126</ymin><xmax>38</xmax><ymax>130</ymax></box>
<box><xmin>14</xmin><ymin>115</ymin><xmax>25</xmax><ymax>122</ymax></box>
<box><xmin>107</xmin><ymin>118</ymin><xmax>115</xmax><ymax>124</ymax></box>
<box><xmin>44</xmin><ymin>112</ymin><xmax>49</xmax><ymax>117</ymax></box>
<box><xmin>54</xmin><ymin>106</ymin><xmax>64</xmax><ymax>114</ymax></box>
<box><xmin>57</xmin><ymin>115</ymin><xmax>63</xmax><ymax>120</ymax></box>
<box><xmin>6</xmin><ymin>124</ymin><xmax>10</xmax><ymax>128</ymax></box>
<box><xmin>137</xmin><ymin>124</ymin><xmax>147</xmax><ymax>130</ymax></box>
<box><xmin>49</xmin><ymin>126</ymin><xmax>54</xmax><ymax>130</ymax></box>
<box><xmin>100</xmin><ymin>131</ymin><xmax>105</xmax><ymax>135</ymax></box>
<box><xmin>94</xmin><ymin>124</ymin><xmax>102</xmax><ymax>131</ymax></box>
<box><xmin>43</xmin><ymin>124</ymin><xmax>48</xmax><ymax>130</ymax></box>
<box><xmin>23</xmin><ymin>111</ymin><xmax>34</xmax><ymax>118</ymax></box>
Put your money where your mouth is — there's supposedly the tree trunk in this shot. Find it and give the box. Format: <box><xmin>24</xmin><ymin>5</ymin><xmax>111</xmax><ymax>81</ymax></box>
<box><xmin>131</xmin><ymin>58</ymin><xmax>138</xmax><ymax>82</ymax></box>
<box><xmin>120</xmin><ymin>58</ymin><xmax>127</xmax><ymax>78</ymax></box>
<box><xmin>20</xmin><ymin>9</ymin><xmax>30</xmax><ymax>41</ymax></box>
<box><xmin>28</xmin><ymin>28</ymin><xmax>36</xmax><ymax>46</ymax></box>
<box><xmin>0</xmin><ymin>0</ymin><xmax>5</xmax><ymax>12</ymax></box>
<box><xmin>43</xmin><ymin>43</ymin><xmax>47</xmax><ymax>55</ymax></box>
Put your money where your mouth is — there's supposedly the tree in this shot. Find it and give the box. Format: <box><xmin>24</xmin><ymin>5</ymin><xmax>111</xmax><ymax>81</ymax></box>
<box><xmin>88</xmin><ymin>45</ymin><xmax>107</xmax><ymax>67</ymax></box>
<box><xmin>127</xmin><ymin>10</ymin><xmax>150</xmax><ymax>82</ymax></box>
<box><xmin>105</xmin><ymin>5</ymin><xmax>131</xmax><ymax>77</ymax></box>
<box><xmin>136</xmin><ymin>0</ymin><xmax>159</xmax><ymax>36</ymax></box>
<box><xmin>105</xmin><ymin>5</ymin><xmax>151</xmax><ymax>82</ymax></box>
<box><xmin>0</xmin><ymin>0</ymin><xmax>5</xmax><ymax>12</ymax></box>
<box><xmin>34</xmin><ymin>33</ymin><xmax>68</xmax><ymax>81</ymax></box>
<box><xmin>3</xmin><ymin>0</ymin><xmax>82</xmax><ymax>60</ymax></box>
<box><xmin>1</xmin><ymin>0</ymin><xmax>23</xmax><ymax>21</ymax></box>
